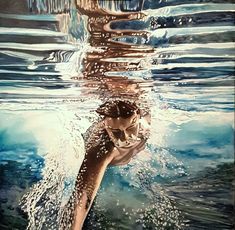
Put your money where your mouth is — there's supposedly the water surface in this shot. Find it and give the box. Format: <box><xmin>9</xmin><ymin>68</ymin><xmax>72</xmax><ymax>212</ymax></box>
<box><xmin>0</xmin><ymin>0</ymin><xmax>234</xmax><ymax>229</ymax></box>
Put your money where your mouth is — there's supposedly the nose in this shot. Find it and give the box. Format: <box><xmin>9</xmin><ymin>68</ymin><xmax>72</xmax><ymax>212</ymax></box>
<box><xmin>119</xmin><ymin>130</ymin><xmax>129</xmax><ymax>142</ymax></box>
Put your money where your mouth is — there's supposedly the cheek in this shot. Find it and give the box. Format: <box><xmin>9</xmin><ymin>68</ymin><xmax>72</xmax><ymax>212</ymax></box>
<box><xmin>127</xmin><ymin>126</ymin><xmax>139</xmax><ymax>136</ymax></box>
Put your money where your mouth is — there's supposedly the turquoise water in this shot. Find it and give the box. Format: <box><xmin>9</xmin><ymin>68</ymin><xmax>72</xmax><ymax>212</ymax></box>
<box><xmin>0</xmin><ymin>0</ymin><xmax>234</xmax><ymax>229</ymax></box>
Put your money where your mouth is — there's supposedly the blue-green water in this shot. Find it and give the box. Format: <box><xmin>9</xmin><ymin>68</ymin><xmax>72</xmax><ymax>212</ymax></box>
<box><xmin>0</xmin><ymin>0</ymin><xmax>234</xmax><ymax>229</ymax></box>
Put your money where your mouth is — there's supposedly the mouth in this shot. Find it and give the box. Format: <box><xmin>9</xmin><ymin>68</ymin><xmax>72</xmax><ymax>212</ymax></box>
<box><xmin>118</xmin><ymin>145</ymin><xmax>132</xmax><ymax>149</ymax></box>
<box><xmin>115</xmin><ymin>140</ymin><xmax>136</xmax><ymax>148</ymax></box>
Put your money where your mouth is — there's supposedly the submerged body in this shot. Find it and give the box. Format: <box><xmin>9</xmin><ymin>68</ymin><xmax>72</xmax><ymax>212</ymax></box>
<box><xmin>61</xmin><ymin>101</ymin><xmax>150</xmax><ymax>229</ymax></box>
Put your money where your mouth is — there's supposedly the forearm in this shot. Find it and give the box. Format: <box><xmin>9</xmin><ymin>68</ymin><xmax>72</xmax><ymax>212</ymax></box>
<box><xmin>72</xmin><ymin>150</ymin><xmax>112</xmax><ymax>229</ymax></box>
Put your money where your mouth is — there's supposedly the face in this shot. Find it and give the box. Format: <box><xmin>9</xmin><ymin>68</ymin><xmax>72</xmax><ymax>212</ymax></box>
<box><xmin>104</xmin><ymin>111</ymin><xmax>140</xmax><ymax>148</ymax></box>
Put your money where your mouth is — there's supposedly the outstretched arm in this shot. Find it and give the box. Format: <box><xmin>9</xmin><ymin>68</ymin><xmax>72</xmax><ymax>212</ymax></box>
<box><xmin>72</xmin><ymin>145</ymin><xmax>113</xmax><ymax>229</ymax></box>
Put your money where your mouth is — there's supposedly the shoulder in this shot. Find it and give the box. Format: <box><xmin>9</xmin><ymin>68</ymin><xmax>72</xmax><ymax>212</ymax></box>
<box><xmin>83</xmin><ymin>121</ymin><xmax>105</xmax><ymax>147</ymax></box>
<box><xmin>83</xmin><ymin>121</ymin><xmax>114</xmax><ymax>162</ymax></box>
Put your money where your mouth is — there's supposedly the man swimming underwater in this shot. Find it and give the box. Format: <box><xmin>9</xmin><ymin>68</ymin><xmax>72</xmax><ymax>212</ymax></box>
<box><xmin>60</xmin><ymin>100</ymin><xmax>150</xmax><ymax>229</ymax></box>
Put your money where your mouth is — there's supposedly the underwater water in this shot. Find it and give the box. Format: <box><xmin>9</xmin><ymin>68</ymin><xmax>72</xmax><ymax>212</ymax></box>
<box><xmin>0</xmin><ymin>0</ymin><xmax>234</xmax><ymax>229</ymax></box>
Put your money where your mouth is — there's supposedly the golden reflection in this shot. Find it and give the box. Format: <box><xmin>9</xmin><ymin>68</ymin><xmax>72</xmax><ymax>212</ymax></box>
<box><xmin>71</xmin><ymin>0</ymin><xmax>154</xmax><ymax>101</ymax></box>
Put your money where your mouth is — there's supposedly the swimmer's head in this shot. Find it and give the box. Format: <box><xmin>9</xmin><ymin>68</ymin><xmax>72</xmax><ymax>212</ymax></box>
<box><xmin>96</xmin><ymin>100</ymin><xmax>141</xmax><ymax>148</ymax></box>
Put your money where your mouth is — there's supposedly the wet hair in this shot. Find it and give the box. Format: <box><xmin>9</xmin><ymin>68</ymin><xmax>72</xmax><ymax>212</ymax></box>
<box><xmin>96</xmin><ymin>100</ymin><xmax>140</xmax><ymax>118</ymax></box>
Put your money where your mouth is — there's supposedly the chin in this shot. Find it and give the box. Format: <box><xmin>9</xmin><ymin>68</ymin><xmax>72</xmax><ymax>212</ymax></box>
<box><xmin>118</xmin><ymin>145</ymin><xmax>131</xmax><ymax>149</ymax></box>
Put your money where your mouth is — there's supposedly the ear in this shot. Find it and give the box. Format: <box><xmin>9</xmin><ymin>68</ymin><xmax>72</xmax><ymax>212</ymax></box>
<box><xmin>138</xmin><ymin>109</ymin><xmax>144</xmax><ymax>117</ymax></box>
<box><xmin>136</xmin><ymin>108</ymin><xmax>141</xmax><ymax>116</ymax></box>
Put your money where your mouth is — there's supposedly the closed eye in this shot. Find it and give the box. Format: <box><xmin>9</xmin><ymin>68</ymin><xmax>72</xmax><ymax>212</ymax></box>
<box><xmin>127</xmin><ymin>123</ymin><xmax>138</xmax><ymax>131</ymax></box>
<box><xmin>132</xmin><ymin>117</ymin><xmax>137</xmax><ymax>124</ymax></box>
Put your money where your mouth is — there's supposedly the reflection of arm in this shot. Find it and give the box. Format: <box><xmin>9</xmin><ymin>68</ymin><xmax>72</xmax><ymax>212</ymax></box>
<box><xmin>76</xmin><ymin>0</ymin><xmax>145</xmax><ymax>18</ymax></box>
<box><xmin>72</xmin><ymin>145</ymin><xmax>113</xmax><ymax>229</ymax></box>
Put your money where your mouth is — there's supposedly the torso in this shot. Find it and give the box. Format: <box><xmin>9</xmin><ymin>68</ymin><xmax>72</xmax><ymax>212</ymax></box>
<box><xmin>108</xmin><ymin>147</ymin><xmax>135</xmax><ymax>166</ymax></box>
<box><xmin>108</xmin><ymin>137</ymin><xmax>144</xmax><ymax>166</ymax></box>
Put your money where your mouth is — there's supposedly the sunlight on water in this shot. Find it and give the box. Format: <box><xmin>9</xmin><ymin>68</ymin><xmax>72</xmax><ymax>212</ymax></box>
<box><xmin>0</xmin><ymin>0</ymin><xmax>234</xmax><ymax>229</ymax></box>
<box><xmin>19</xmin><ymin>110</ymin><xmax>86</xmax><ymax>229</ymax></box>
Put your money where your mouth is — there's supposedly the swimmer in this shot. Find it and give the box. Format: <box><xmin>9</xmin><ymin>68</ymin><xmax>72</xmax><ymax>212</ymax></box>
<box><xmin>61</xmin><ymin>100</ymin><xmax>150</xmax><ymax>229</ymax></box>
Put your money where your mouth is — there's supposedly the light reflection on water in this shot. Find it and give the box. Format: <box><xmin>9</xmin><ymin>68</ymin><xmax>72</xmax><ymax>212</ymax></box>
<box><xmin>0</xmin><ymin>0</ymin><xmax>234</xmax><ymax>229</ymax></box>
